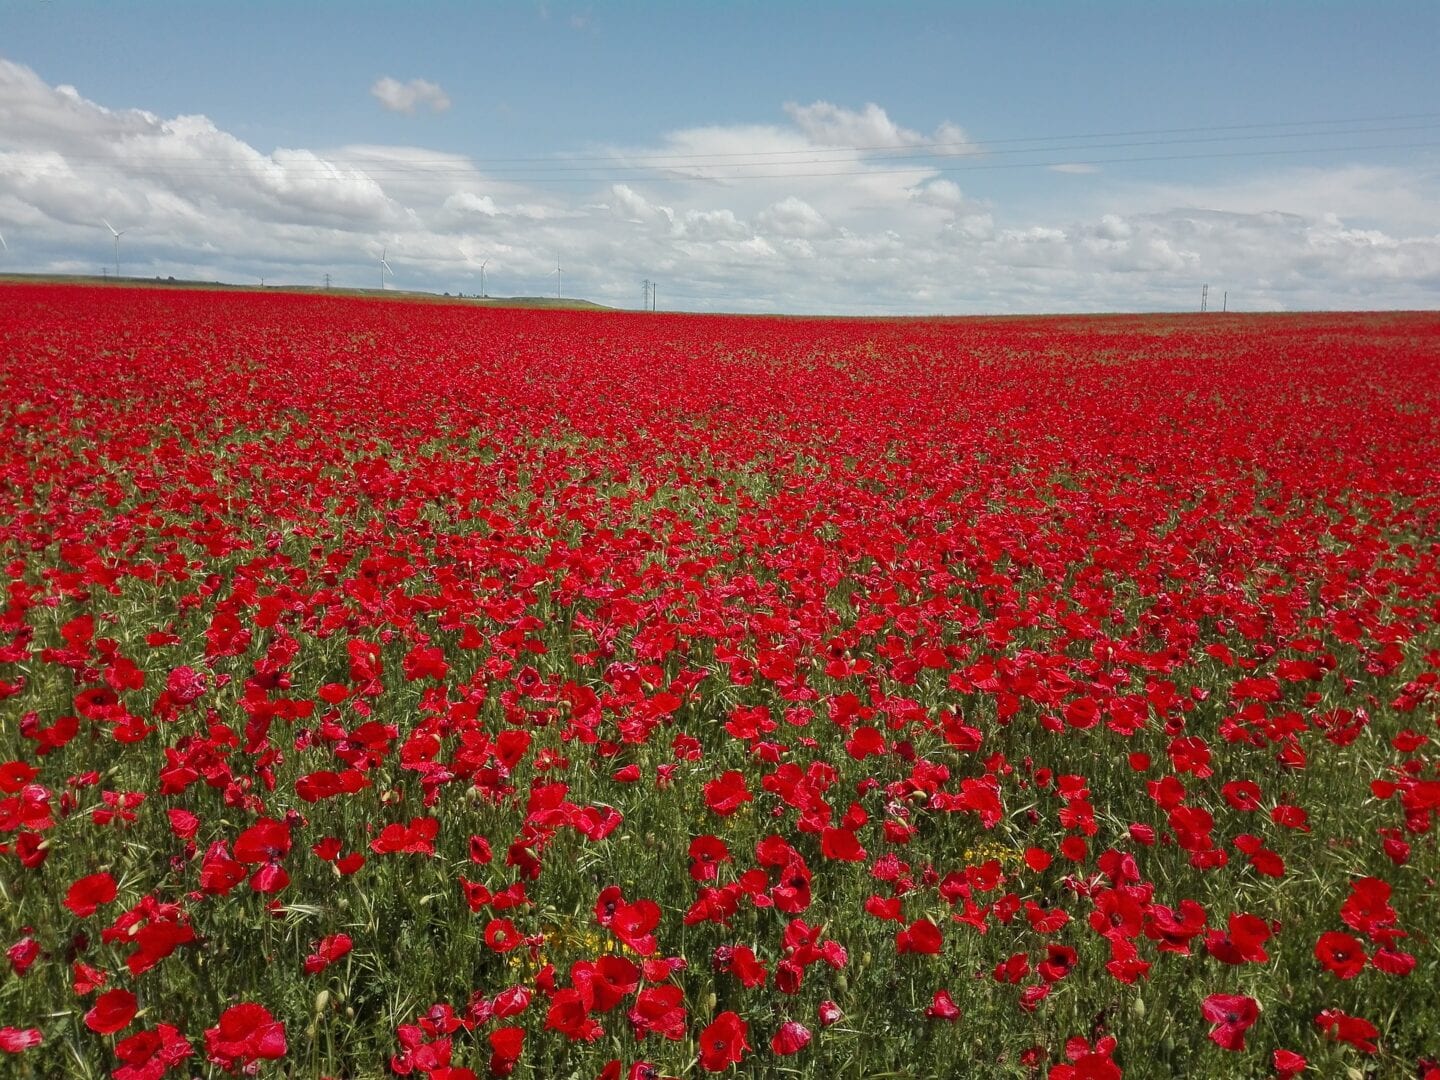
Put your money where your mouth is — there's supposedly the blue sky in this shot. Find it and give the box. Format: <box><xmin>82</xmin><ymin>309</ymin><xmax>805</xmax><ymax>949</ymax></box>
<box><xmin>2</xmin><ymin>1</ymin><xmax>1438</xmax><ymax>312</ymax></box>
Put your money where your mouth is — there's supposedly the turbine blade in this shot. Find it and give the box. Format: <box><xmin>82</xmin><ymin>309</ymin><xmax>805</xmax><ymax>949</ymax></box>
<box><xmin>0</xmin><ymin>231</ymin><xmax>7</xmax><ymax>251</ymax></box>
<box><xmin>103</xmin><ymin>219</ymin><xmax>118</xmax><ymax>237</ymax></box>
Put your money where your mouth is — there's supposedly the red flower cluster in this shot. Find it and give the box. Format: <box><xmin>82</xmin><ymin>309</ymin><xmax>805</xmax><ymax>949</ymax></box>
<box><xmin>1</xmin><ymin>287</ymin><xmax>1435</xmax><ymax>1076</ymax></box>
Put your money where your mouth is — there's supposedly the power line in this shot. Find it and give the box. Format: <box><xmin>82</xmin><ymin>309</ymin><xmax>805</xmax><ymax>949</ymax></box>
<box><xmin>476</xmin><ymin>138</ymin><xmax>1440</xmax><ymax>182</ymax></box>
<box><xmin>30</xmin><ymin>138</ymin><xmax>1435</xmax><ymax>185</ymax></box>
<box><xmin>24</xmin><ymin>109</ymin><xmax>1440</xmax><ymax>169</ymax></box>
<box><xmin>15</xmin><ymin>138</ymin><xmax>1438</xmax><ymax>187</ymax></box>
<box><xmin>18</xmin><ymin>122</ymin><xmax>1440</xmax><ymax>179</ymax></box>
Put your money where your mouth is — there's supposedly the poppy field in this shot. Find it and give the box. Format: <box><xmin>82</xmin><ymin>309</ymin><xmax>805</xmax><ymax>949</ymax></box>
<box><xmin>1</xmin><ymin>283</ymin><xmax>1438</xmax><ymax>1079</ymax></box>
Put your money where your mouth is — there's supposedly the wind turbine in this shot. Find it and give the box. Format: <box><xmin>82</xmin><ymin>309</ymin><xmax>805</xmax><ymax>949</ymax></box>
<box><xmin>379</xmin><ymin>247</ymin><xmax>393</xmax><ymax>291</ymax></box>
<box><xmin>0</xmin><ymin>230</ymin><xmax>7</xmax><ymax>255</ymax></box>
<box><xmin>479</xmin><ymin>258</ymin><xmax>488</xmax><ymax>298</ymax></box>
<box><xmin>103</xmin><ymin>219</ymin><xmax>125</xmax><ymax>277</ymax></box>
<box><xmin>553</xmin><ymin>265</ymin><xmax>562</xmax><ymax>299</ymax></box>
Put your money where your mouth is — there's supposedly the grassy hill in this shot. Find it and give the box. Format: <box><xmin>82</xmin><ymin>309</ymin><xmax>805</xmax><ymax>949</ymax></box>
<box><xmin>0</xmin><ymin>273</ymin><xmax>617</xmax><ymax>311</ymax></box>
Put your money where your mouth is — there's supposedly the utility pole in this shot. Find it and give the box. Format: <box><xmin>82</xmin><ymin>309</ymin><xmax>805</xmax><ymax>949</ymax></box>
<box><xmin>642</xmin><ymin>279</ymin><xmax>651</xmax><ymax>311</ymax></box>
<box><xmin>651</xmin><ymin>281</ymin><xmax>656</xmax><ymax>312</ymax></box>
<box><xmin>1222</xmin><ymin>291</ymin><xmax>1227</xmax><ymax>313</ymax></box>
<box><xmin>1201</xmin><ymin>284</ymin><xmax>1209</xmax><ymax>312</ymax></box>
<box><xmin>324</xmin><ymin>273</ymin><xmax>331</xmax><ymax>290</ymax></box>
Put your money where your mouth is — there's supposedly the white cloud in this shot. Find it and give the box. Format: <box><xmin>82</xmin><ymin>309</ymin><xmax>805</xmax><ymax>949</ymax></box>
<box><xmin>783</xmin><ymin>101</ymin><xmax>972</xmax><ymax>155</ymax></box>
<box><xmin>1050</xmin><ymin>163</ymin><xmax>1102</xmax><ymax>175</ymax></box>
<box><xmin>758</xmin><ymin>196</ymin><xmax>829</xmax><ymax>238</ymax></box>
<box><xmin>911</xmin><ymin>179</ymin><xmax>965</xmax><ymax>208</ymax></box>
<box><xmin>1</xmin><ymin>58</ymin><xmax>1438</xmax><ymax>313</ymax></box>
<box><xmin>370</xmin><ymin>76</ymin><xmax>451</xmax><ymax>115</ymax></box>
<box><xmin>675</xmin><ymin>208</ymin><xmax>749</xmax><ymax>242</ymax></box>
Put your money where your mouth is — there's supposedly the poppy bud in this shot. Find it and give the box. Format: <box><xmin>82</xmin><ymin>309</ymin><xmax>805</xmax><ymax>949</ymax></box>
<box><xmin>313</xmin><ymin>991</ymin><xmax>330</xmax><ymax>1016</ymax></box>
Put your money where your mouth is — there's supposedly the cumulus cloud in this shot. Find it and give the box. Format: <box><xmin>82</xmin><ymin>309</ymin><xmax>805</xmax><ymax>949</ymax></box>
<box><xmin>783</xmin><ymin>101</ymin><xmax>972</xmax><ymax>154</ymax></box>
<box><xmin>1</xmin><ymin>58</ymin><xmax>1438</xmax><ymax>313</ymax></box>
<box><xmin>758</xmin><ymin>196</ymin><xmax>829</xmax><ymax>238</ymax></box>
<box><xmin>370</xmin><ymin>76</ymin><xmax>451</xmax><ymax>115</ymax></box>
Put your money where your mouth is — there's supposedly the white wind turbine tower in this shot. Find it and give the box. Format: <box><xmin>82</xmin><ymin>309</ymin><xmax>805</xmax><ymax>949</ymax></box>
<box><xmin>103</xmin><ymin>219</ymin><xmax>126</xmax><ymax>277</ymax></box>
<box><xmin>553</xmin><ymin>265</ymin><xmax>562</xmax><ymax>299</ymax></box>
<box><xmin>379</xmin><ymin>247</ymin><xmax>393</xmax><ymax>291</ymax></box>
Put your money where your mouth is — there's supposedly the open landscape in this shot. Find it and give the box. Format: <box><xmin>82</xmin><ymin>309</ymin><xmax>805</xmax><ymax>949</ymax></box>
<box><xmin>1</xmin><ymin>283</ymin><xmax>1436</xmax><ymax>1078</ymax></box>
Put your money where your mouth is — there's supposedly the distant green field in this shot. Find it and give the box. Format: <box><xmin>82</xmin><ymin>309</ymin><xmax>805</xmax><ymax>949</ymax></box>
<box><xmin>0</xmin><ymin>273</ymin><xmax>616</xmax><ymax>311</ymax></box>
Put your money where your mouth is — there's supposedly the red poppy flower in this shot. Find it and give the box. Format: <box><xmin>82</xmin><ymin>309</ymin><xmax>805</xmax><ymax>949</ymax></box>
<box><xmin>167</xmin><ymin>809</ymin><xmax>200</xmax><ymax>839</ymax></box>
<box><xmin>575</xmin><ymin>955</ymin><xmax>641</xmax><ymax>1012</ymax></box>
<box><xmin>1201</xmin><ymin>993</ymin><xmax>1259</xmax><ymax>1051</ymax></box>
<box><xmin>770</xmin><ymin>1020</ymin><xmax>812</xmax><ymax>1055</ymax></box>
<box><xmin>204</xmin><ymin>1003</ymin><xmax>287</xmax><ymax>1072</ymax></box>
<box><xmin>1315</xmin><ymin>1008</ymin><xmax>1379</xmax><ymax>1054</ymax></box>
<box><xmin>1024</xmin><ymin>846</ymin><xmax>1053</xmax><ymax>872</ymax></box>
<box><xmin>0</xmin><ymin>1028</ymin><xmax>42</xmax><ymax>1053</ymax></box>
<box><xmin>1371</xmin><ymin>946</ymin><xmax>1416</xmax><ymax>976</ymax></box>
<box><xmin>165</xmin><ymin>665</ymin><xmax>207</xmax><ymax>705</ymax></box>
<box><xmin>64</xmin><ymin>871</ymin><xmax>118</xmax><ymax>918</ymax></box>
<box><xmin>487</xmin><ymin>1027</ymin><xmax>525</xmax><ymax>1077</ymax></box>
<box><xmin>1314</xmin><ymin>930</ymin><xmax>1367</xmax><ymax>979</ymax></box>
<box><xmin>1205</xmin><ymin>912</ymin><xmax>1272</xmax><ymax>965</ymax></box>
<box><xmin>896</xmin><ymin>918</ymin><xmax>942</xmax><ymax>955</ymax></box>
<box><xmin>199</xmin><ymin>842</ymin><xmax>247</xmax><ymax>896</ymax></box>
<box><xmin>713</xmin><ymin>944</ymin><xmax>767</xmax><ymax>988</ymax></box>
<box><xmin>85</xmin><ymin>988</ymin><xmax>138</xmax><ymax>1035</ymax></box>
<box><xmin>233</xmin><ymin>817</ymin><xmax>291</xmax><ymax>863</ymax></box>
<box><xmin>7</xmin><ymin>934</ymin><xmax>39</xmax><ymax>976</ymax></box>
<box><xmin>303</xmin><ymin>932</ymin><xmax>354</xmax><ymax>975</ymax></box>
<box><xmin>1049</xmin><ymin>1035</ymin><xmax>1121</xmax><ymax>1080</ymax></box>
<box><xmin>545</xmin><ymin>989</ymin><xmax>602</xmax><ymax>1042</ymax></box>
<box><xmin>698</xmin><ymin>1011</ymin><xmax>750</xmax><ymax>1072</ymax></box>
<box><xmin>1038</xmin><ymin>944</ymin><xmax>1079</xmax><ymax>982</ymax></box>
<box><xmin>703</xmin><ymin>771</ymin><xmax>753</xmax><ymax>816</ymax></box>
<box><xmin>595</xmin><ymin>886</ymin><xmax>661</xmax><ymax>955</ymax></box>
<box><xmin>628</xmin><ymin>984</ymin><xmax>686</xmax><ymax>1041</ymax></box>
<box><xmin>820</xmin><ymin>827</ymin><xmax>866</xmax><ymax>861</ymax></box>
<box><xmin>925</xmin><ymin>989</ymin><xmax>961</xmax><ymax>1021</ymax></box>
<box><xmin>1221</xmin><ymin>780</ymin><xmax>1262</xmax><ymax>811</ymax></box>
<box><xmin>688</xmin><ymin>835</ymin><xmax>731</xmax><ymax>881</ymax></box>
<box><xmin>1273</xmin><ymin>1049</ymin><xmax>1307</xmax><ymax>1078</ymax></box>
<box><xmin>72</xmin><ymin>960</ymin><xmax>107</xmax><ymax>995</ymax></box>
<box><xmin>114</xmin><ymin>1023</ymin><xmax>194</xmax><ymax>1080</ymax></box>
<box><xmin>370</xmin><ymin>816</ymin><xmax>440</xmax><ymax>855</ymax></box>
<box><xmin>484</xmin><ymin>918</ymin><xmax>522</xmax><ymax>953</ymax></box>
